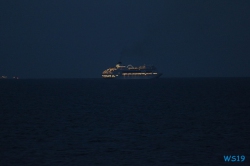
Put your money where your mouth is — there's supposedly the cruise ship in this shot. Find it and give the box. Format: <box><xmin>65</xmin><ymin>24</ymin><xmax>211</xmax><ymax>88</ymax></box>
<box><xmin>102</xmin><ymin>62</ymin><xmax>162</xmax><ymax>79</ymax></box>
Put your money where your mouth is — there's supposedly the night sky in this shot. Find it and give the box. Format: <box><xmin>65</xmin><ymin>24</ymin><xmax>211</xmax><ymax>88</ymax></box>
<box><xmin>1</xmin><ymin>1</ymin><xmax>250</xmax><ymax>78</ymax></box>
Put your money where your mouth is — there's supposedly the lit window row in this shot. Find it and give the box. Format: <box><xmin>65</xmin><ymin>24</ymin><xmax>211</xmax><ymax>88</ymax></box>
<box><xmin>122</xmin><ymin>73</ymin><xmax>158</xmax><ymax>76</ymax></box>
<box><xmin>102</xmin><ymin>75</ymin><xmax>116</xmax><ymax>78</ymax></box>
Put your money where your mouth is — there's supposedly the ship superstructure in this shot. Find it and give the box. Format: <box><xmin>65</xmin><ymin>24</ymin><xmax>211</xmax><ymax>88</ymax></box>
<box><xmin>102</xmin><ymin>62</ymin><xmax>162</xmax><ymax>79</ymax></box>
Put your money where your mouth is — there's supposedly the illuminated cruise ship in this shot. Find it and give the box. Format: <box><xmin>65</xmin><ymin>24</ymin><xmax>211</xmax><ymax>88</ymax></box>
<box><xmin>102</xmin><ymin>62</ymin><xmax>162</xmax><ymax>79</ymax></box>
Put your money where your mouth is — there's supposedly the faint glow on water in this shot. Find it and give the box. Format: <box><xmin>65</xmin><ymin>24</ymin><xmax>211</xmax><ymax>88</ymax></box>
<box><xmin>1</xmin><ymin>78</ymin><xmax>250</xmax><ymax>165</ymax></box>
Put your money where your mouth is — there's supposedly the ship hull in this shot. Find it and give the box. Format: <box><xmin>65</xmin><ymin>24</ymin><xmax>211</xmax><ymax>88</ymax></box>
<box><xmin>102</xmin><ymin>73</ymin><xmax>162</xmax><ymax>79</ymax></box>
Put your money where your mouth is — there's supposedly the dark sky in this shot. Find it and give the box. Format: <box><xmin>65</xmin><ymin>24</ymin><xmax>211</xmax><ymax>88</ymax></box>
<box><xmin>1</xmin><ymin>0</ymin><xmax>250</xmax><ymax>78</ymax></box>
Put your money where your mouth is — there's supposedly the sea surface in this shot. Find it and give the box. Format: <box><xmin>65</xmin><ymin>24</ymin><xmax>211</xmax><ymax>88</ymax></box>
<box><xmin>1</xmin><ymin>78</ymin><xmax>250</xmax><ymax>166</ymax></box>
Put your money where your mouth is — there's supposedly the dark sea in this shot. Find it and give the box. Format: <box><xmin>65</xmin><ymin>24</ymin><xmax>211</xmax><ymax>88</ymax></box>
<box><xmin>1</xmin><ymin>78</ymin><xmax>250</xmax><ymax>166</ymax></box>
